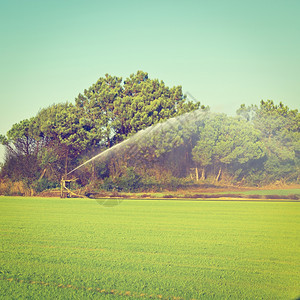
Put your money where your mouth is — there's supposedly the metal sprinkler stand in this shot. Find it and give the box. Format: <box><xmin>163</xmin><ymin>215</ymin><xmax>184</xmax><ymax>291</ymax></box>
<box><xmin>60</xmin><ymin>177</ymin><xmax>79</xmax><ymax>198</ymax></box>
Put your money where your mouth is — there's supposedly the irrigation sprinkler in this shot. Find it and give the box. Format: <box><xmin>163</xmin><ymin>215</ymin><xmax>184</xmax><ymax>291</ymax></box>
<box><xmin>60</xmin><ymin>177</ymin><xmax>80</xmax><ymax>198</ymax></box>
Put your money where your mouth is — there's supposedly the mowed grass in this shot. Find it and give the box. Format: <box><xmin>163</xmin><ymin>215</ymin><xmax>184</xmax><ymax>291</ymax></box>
<box><xmin>0</xmin><ymin>197</ymin><xmax>299</xmax><ymax>299</ymax></box>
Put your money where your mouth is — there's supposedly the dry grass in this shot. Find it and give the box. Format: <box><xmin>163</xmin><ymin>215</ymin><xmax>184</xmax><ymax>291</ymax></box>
<box><xmin>0</xmin><ymin>180</ymin><xmax>30</xmax><ymax>196</ymax></box>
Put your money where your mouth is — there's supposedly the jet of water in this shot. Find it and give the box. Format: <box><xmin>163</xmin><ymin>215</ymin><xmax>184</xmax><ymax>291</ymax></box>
<box><xmin>67</xmin><ymin>109</ymin><xmax>209</xmax><ymax>176</ymax></box>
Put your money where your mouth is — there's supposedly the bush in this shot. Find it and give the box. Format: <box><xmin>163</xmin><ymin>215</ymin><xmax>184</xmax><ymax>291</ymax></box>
<box><xmin>247</xmin><ymin>194</ymin><xmax>263</xmax><ymax>199</ymax></box>
<box><xmin>289</xmin><ymin>194</ymin><xmax>300</xmax><ymax>200</ymax></box>
<box><xmin>101</xmin><ymin>177</ymin><xmax>120</xmax><ymax>192</ymax></box>
<box><xmin>0</xmin><ymin>179</ymin><xmax>27</xmax><ymax>196</ymax></box>
<box><xmin>100</xmin><ymin>168</ymin><xmax>142</xmax><ymax>192</ymax></box>
<box><xmin>0</xmin><ymin>179</ymin><xmax>11</xmax><ymax>196</ymax></box>
<box><xmin>117</xmin><ymin>168</ymin><xmax>142</xmax><ymax>192</ymax></box>
<box><xmin>33</xmin><ymin>178</ymin><xmax>59</xmax><ymax>193</ymax></box>
<box><xmin>140</xmin><ymin>194</ymin><xmax>151</xmax><ymax>198</ymax></box>
<box><xmin>140</xmin><ymin>176</ymin><xmax>163</xmax><ymax>192</ymax></box>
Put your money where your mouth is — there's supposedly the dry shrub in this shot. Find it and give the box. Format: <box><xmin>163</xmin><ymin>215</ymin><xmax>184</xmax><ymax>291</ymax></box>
<box><xmin>0</xmin><ymin>180</ymin><xmax>29</xmax><ymax>196</ymax></box>
<box><xmin>110</xmin><ymin>190</ymin><xmax>120</xmax><ymax>197</ymax></box>
<box><xmin>109</xmin><ymin>191</ymin><xmax>128</xmax><ymax>198</ymax></box>
<box><xmin>11</xmin><ymin>181</ymin><xmax>26</xmax><ymax>196</ymax></box>
<box><xmin>0</xmin><ymin>180</ymin><xmax>9</xmax><ymax>195</ymax></box>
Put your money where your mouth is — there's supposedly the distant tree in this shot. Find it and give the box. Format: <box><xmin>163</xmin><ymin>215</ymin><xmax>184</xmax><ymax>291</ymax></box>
<box><xmin>4</xmin><ymin>70</ymin><xmax>298</xmax><ymax>190</ymax></box>
<box><xmin>75</xmin><ymin>71</ymin><xmax>201</xmax><ymax>147</ymax></box>
<box><xmin>74</xmin><ymin>71</ymin><xmax>202</xmax><ymax>179</ymax></box>
<box><xmin>0</xmin><ymin>118</ymin><xmax>44</xmax><ymax>185</ymax></box>
<box><xmin>236</xmin><ymin>100</ymin><xmax>300</xmax><ymax>184</ymax></box>
<box><xmin>35</xmin><ymin>102</ymin><xmax>106</xmax><ymax>176</ymax></box>
<box><xmin>192</xmin><ymin>114</ymin><xmax>265</xmax><ymax>182</ymax></box>
<box><xmin>236</xmin><ymin>103</ymin><xmax>257</xmax><ymax>122</ymax></box>
<box><xmin>117</xmin><ymin>71</ymin><xmax>200</xmax><ymax>139</ymax></box>
<box><xmin>75</xmin><ymin>74</ymin><xmax>123</xmax><ymax>148</ymax></box>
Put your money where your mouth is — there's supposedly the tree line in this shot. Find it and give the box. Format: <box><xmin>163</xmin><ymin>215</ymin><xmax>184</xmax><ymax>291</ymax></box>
<box><xmin>0</xmin><ymin>71</ymin><xmax>299</xmax><ymax>194</ymax></box>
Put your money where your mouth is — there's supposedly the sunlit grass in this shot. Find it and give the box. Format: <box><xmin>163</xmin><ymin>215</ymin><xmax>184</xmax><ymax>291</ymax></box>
<box><xmin>0</xmin><ymin>197</ymin><xmax>299</xmax><ymax>299</ymax></box>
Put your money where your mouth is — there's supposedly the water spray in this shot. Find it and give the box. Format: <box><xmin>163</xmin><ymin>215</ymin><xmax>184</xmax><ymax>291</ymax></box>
<box><xmin>69</xmin><ymin>109</ymin><xmax>209</xmax><ymax>174</ymax></box>
<box><xmin>62</xmin><ymin>108</ymin><xmax>209</xmax><ymax>198</ymax></box>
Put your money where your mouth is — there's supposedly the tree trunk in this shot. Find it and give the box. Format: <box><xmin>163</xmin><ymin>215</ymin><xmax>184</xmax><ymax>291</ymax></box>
<box><xmin>92</xmin><ymin>160</ymin><xmax>95</xmax><ymax>184</ymax></box>
<box><xmin>64</xmin><ymin>149</ymin><xmax>69</xmax><ymax>177</ymax></box>
<box><xmin>195</xmin><ymin>167</ymin><xmax>199</xmax><ymax>181</ymax></box>
<box><xmin>201</xmin><ymin>168</ymin><xmax>206</xmax><ymax>180</ymax></box>
<box><xmin>39</xmin><ymin>168</ymin><xmax>47</xmax><ymax>181</ymax></box>
<box><xmin>60</xmin><ymin>179</ymin><xmax>64</xmax><ymax>198</ymax></box>
<box><xmin>215</xmin><ymin>167</ymin><xmax>222</xmax><ymax>182</ymax></box>
<box><xmin>26</xmin><ymin>136</ymin><xmax>30</xmax><ymax>156</ymax></box>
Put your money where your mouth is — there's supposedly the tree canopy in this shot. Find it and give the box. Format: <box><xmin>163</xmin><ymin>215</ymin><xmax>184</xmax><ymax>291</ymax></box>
<box><xmin>0</xmin><ymin>72</ymin><xmax>299</xmax><ymax>194</ymax></box>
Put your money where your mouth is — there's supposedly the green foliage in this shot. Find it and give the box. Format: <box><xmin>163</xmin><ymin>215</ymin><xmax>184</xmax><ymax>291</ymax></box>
<box><xmin>192</xmin><ymin>114</ymin><xmax>265</xmax><ymax>181</ymax></box>
<box><xmin>35</xmin><ymin>102</ymin><xmax>105</xmax><ymax>175</ymax></box>
<box><xmin>0</xmin><ymin>68</ymin><xmax>299</xmax><ymax>189</ymax></box>
<box><xmin>32</xmin><ymin>178</ymin><xmax>59</xmax><ymax>193</ymax></box>
<box><xmin>0</xmin><ymin>153</ymin><xmax>41</xmax><ymax>185</ymax></box>
<box><xmin>75</xmin><ymin>71</ymin><xmax>200</xmax><ymax>145</ymax></box>
<box><xmin>139</xmin><ymin>175</ymin><xmax>163</xmax><ymax>191</ymax></box>
<box><xmin>116</xmin><ymin>167</ymin><xmax>142</xmax><ymax>192</ymax></box>
<box><xmin>237</xmin><ymin>100</ymin><xmax>300</xmax><ymax>184</ymax></box>
<box><xmin>101</xmin><ymin>167</ymin><xmax>142</xmax><ymax>192</ymax></box>
<box><xmin>0</xmin><ymin>134</ymin><xmax>8</xmax><ymax>146</ymax></box>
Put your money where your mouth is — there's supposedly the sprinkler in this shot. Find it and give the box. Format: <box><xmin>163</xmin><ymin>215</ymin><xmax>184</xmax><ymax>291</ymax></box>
<box><xmin>60</xmin><ymin>177</ymin><xmax>80</xmax><ymax>198</ymax></box>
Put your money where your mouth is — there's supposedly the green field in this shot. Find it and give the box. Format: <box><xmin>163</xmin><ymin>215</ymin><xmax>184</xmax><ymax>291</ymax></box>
<box><xmin>0</xmin><ymin>197</ymin><xmax>299</xmax><ymax>299</ymax></box>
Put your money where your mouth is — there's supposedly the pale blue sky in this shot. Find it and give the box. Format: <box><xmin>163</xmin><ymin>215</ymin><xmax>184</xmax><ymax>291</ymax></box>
<box><xmin>0</xmin><ymin>0</ymin><xmax>299</xmax><ymax>162</ymax></box>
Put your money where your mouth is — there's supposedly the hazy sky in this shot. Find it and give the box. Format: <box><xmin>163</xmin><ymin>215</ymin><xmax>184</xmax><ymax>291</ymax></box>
<box><xmin>0</xmin><ymin>0</ymin><xmax>299</xmax><ymax>162</ymax></box>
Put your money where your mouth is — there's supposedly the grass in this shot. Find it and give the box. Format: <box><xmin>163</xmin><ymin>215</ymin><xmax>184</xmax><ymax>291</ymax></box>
<box><xmin>0</xmin><ymin>196</ymin><xmax>299</xmax><ymax>299</ymax></box>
